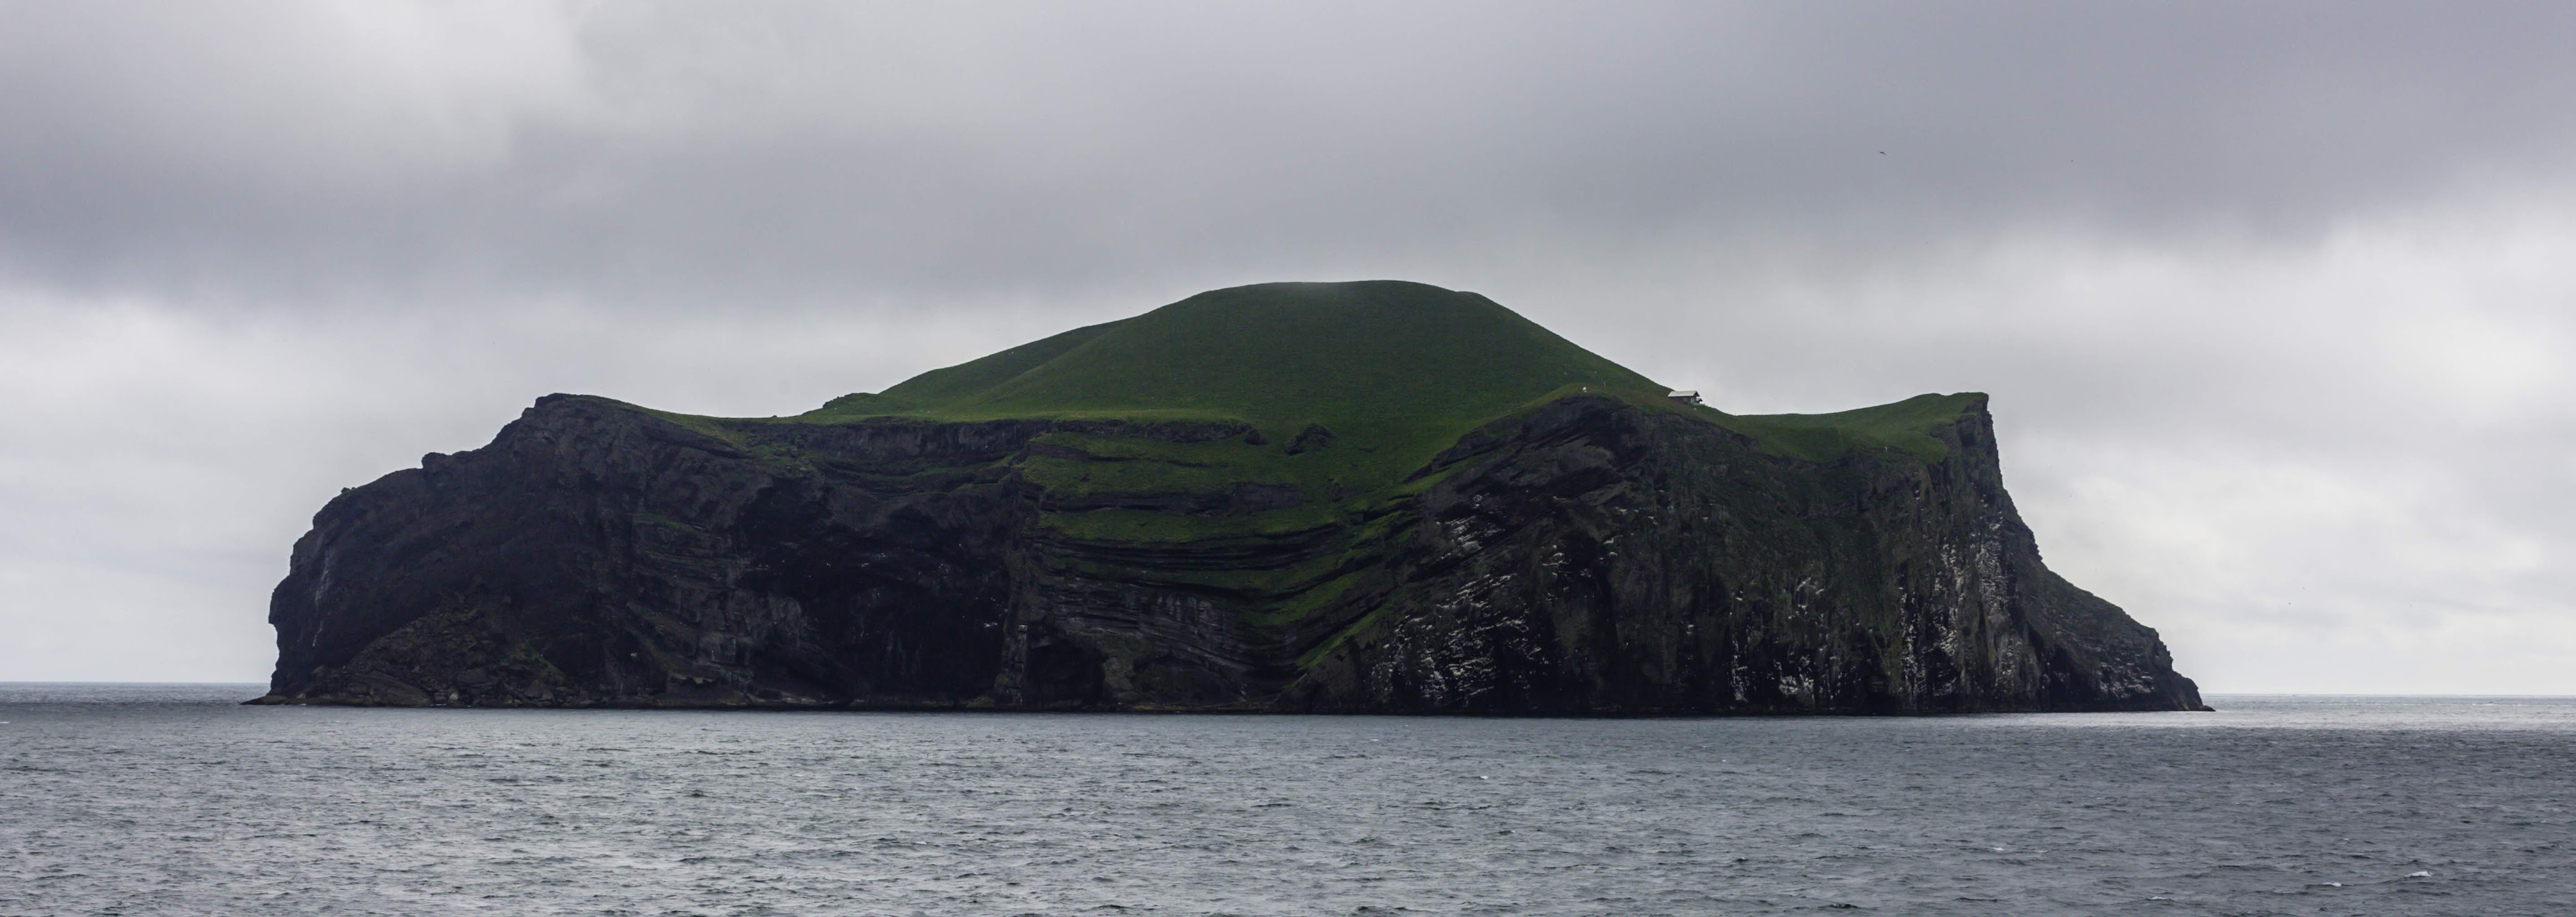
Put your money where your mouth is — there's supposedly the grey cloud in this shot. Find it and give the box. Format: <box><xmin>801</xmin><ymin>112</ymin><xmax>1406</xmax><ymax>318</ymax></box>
<box><xmin>5</xmin><ymin>2</ymin><xmax>2575</xmax><ymax>308</ymax></box>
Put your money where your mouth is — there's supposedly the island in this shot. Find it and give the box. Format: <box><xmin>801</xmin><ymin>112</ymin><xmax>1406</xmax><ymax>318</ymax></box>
<box><xmin>254</xmin><ymin>280</ymin><xmax>2205</xmax><ymax>713</ymax></box>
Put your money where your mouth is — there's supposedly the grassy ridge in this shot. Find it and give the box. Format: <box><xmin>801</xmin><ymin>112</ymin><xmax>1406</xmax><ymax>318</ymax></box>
<box><xmin>594</xmin><ymin>280</ymin><xmax>1993</xmax><ymax>632</ymax></box>
<box><xmin>783</xmin><ymin>280</ymin><xmax>1985</xmax><ymax>477</ymax></box>
<box><xmin>753</xmin><ymin>281</ymin><xmax>1983</xmax><ymax>536</ymax></box>
<box><xmin>830</xmin><ymin>319</ymin><xmax>1129</xmax><ymax>413</ymax></box>
<box><xmin>1723</xmin><ymin>392</ymin><xmax>1988</xmax><ymax>462</ymax></box>
<box><xmin>798</xmin><ymin>280</ymin><xmax>1678</xmax><ymax>487</ymax></box>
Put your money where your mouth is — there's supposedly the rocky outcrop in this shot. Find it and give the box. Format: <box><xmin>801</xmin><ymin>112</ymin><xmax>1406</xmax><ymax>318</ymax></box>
<box><xmin>1280</xmin><ymin>396</ymin><xmax>2200</xmax><ymax>713</ymax></box>
<box><xmin>256</xmin><ymin>392</ymin><xmax>2204</xmax><ymax>713</ymax></box>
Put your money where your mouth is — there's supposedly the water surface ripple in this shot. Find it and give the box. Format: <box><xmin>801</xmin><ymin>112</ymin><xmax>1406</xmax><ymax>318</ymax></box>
<box><xmin>3</xmin><ymin>687</ymin><xmax>2569</xmax><ymax>915</ymax></box>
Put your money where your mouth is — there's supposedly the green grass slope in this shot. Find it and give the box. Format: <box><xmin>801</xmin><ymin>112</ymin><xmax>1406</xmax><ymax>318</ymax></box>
<box><xmin>799</xmin><ymin>280</ymin><xmax>1677</xmax><ymax>484</ymax></box>
<box><xmin>774</xmin><ymin>280</ymin><xmax>1983</xmax><ymax>512</ymax></box>
<box><xmin>1723</xmin><ymin>392</ymin><xmax>1989</xmax><ymax>463</ymax></box>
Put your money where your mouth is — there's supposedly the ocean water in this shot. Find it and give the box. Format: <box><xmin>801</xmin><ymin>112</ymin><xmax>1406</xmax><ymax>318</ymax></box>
<box><xmin>2</xmin><ymin>686</ymin><xmax>2569</xmax><ymax>916</ymax></box>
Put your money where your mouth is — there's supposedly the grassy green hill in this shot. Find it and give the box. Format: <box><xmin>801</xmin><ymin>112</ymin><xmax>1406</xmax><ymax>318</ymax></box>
<box><xmin>801</xmin><ymin>281</ymin><xmax>1678</xmax><ymax>484</ymax></box>
<box><xmin>1721</xmin><ymin>392</ymin><xmax>1989</xmax><ymax>463</ymax></box>
<box><xmin>760</xmin><ymin>281</ymin><xmax>1984</xmax><ymax>527</ymax></box>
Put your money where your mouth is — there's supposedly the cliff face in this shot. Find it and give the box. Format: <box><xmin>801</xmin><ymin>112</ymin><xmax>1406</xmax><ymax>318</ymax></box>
<box><xmin>1283</xmin><ymin>396</ymin><xmax>2198</xmax><ymax>713</ymax></box>
<box><xmin>258</xmin><ymin>392</ymin><xmax>2203</xmax><ymax>713</ymax></box>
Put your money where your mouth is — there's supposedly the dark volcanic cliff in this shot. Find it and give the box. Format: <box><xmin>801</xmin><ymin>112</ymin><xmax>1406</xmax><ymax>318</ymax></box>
<box><xmin>258</xmin><ymin>281</ymin><xmax>2202</xmax><ymax>713</ymax></box>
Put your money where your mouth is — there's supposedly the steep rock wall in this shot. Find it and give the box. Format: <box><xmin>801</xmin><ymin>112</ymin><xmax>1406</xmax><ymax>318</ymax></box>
<box><xmin>1281</xmin><ymin>397</ymin><xmax>2200</xmax><ymax>712</ymax></box>
<box><xmin>259</xmin><ymin>393</ymin><xmax>2202</xmax><ymax>713</ymax></box>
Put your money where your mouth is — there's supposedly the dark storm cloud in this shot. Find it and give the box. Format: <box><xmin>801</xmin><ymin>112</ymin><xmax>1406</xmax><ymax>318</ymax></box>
<box><xmin>4</xmin><ymin>1</ymin><xmax>2573</xmax><ymax>308</ymax></box>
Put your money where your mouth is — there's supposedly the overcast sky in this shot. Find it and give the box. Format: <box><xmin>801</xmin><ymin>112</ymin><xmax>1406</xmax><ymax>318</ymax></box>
<box><xmin>4</xmin><ymin>1</ymin><xmax>2572</xmax><ymax>692</ymax></box>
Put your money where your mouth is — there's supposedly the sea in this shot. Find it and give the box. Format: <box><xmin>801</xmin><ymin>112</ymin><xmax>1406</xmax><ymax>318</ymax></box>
<box><xmin>1</xmin><ymin>686</ymin><xmax>2568</xmax><ymax>916</ymax></box>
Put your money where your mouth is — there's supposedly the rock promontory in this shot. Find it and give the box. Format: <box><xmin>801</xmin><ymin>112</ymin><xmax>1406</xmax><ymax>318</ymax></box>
<box><xmin>257</xmin><ymin>281</ymin><xmax>2204</xmax><ymax>713</ymax></box>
